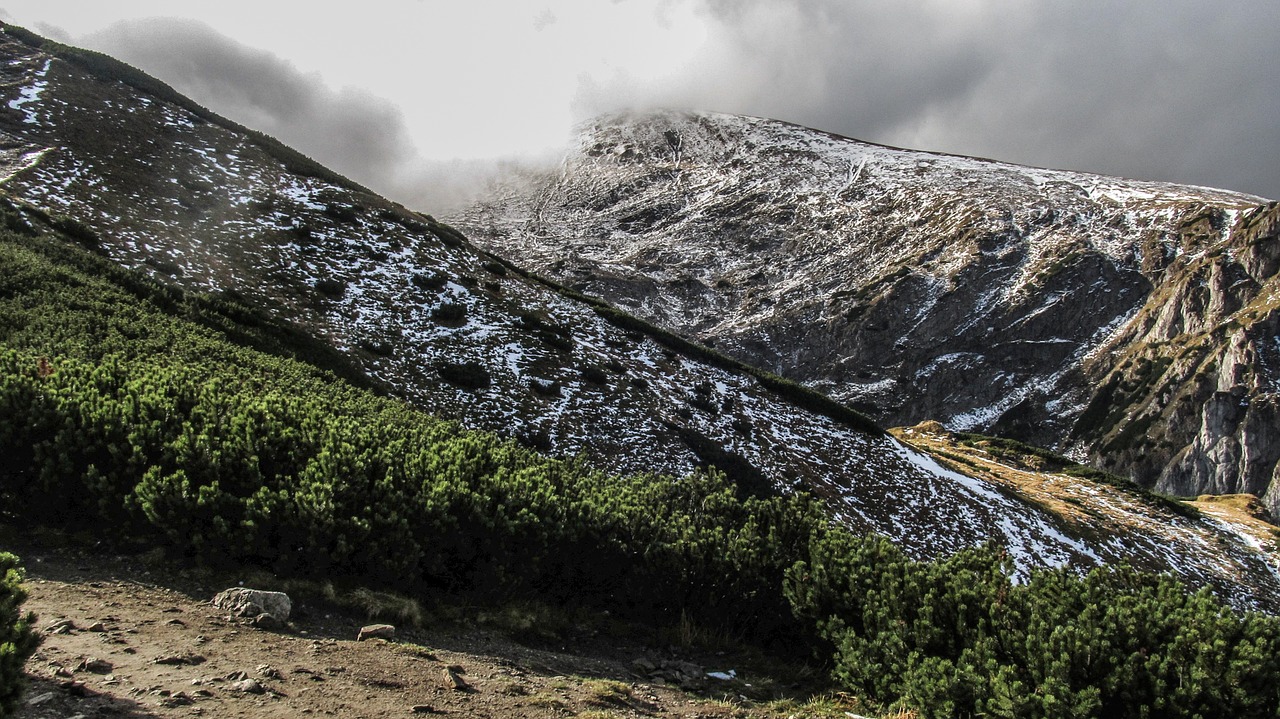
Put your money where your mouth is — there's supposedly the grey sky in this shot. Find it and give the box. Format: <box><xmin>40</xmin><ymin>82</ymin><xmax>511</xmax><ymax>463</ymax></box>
<box><xmin>3</xmin><ymin>2</ymin><xmax>1276</xmax><ymax>211</ymax></box>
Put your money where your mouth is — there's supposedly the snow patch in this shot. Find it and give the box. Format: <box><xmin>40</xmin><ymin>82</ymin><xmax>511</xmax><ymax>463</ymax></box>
<box><xmin>8</xmin><ymin>59</ymin><xmax>51</xmax><ymax>125</ymax></box>
<box><xmin>890</xmin><ymin>439</ymin><xmax>1099</xmax><ymax>574</ymax></box>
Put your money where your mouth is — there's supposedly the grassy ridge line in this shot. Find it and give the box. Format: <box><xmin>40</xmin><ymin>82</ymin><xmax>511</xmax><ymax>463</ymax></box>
<box><xmin>953</xmin><ymin>431</ymin><xmax>1201</xmax><ymax>519</ymax></box>
<box><xmin>0</xmin><ymin>22</ymin><xmax>375</xmax><ymax>198</ymax></box>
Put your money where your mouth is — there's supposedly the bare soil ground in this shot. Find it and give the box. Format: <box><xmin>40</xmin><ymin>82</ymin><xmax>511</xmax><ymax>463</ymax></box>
<box><xmin>10</xmin><ymin>537</ymin><xmax>851</xmax><ymax>719</ymax></box>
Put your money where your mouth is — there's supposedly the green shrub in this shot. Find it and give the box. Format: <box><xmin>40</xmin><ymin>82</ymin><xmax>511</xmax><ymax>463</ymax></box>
<box><xmin>314</xmin><ymin>278</ymin><xmax>346</xmax><ymax>298</ymax></box>
<box><xmin>579</xmin><ymin>366</ymin><xmax>608</xmax><ymax>385</ymax></box>
<box><xmin>431</xmin><ymin>302</ymin><xmax>467</xmax><ymax>324</ymax></box>
<box><xmin>537</xmin><ymin>332</ymin><xmax>573</xmax><ymax>352</ymax></box>
<box><xmin>0</xmin><ymin>553</ymin><xmax>39</xmax><ymax>716</ymax></box>
<box><xmin>411</xmin><ymin>272</ymin><xmax>448</xmax><ymax>291</ymax></box>
<box><xmin>357</xmin><ymin>338</ymin><xmax>393</xmax><ymax>357</ymax></box>
<box><xmin>437</xmin><ymin>361</ymin><xmax>490</xmax><ymax>389</ymax></box>
<box><xmin>432</xmin><ymin>223</ymin><xmax>467</xmax><ymax>248</ymax></box>
<box><xmin>786</xmin><ymin>532</ymin><xmax>1280</xmax><ymax>718</ymax></box>
<box><xmin>49</xmin><ymin>215</ymin><xmax>100</xmax><ymax>251</ymax></box>
<box><xmin>323</xmin><ymin>204</ymin><xmax>359</xmax><ymax>223</ymax></box>
<box><xmin>516</xmin><ymin>311</ymin><xmax>574</xmax><ymax>352</ymax></box>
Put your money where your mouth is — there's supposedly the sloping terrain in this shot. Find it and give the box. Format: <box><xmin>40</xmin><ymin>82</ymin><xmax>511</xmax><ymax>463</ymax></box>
<box><xmin>7</xmin><ymin>26</ymin><xmax>1280</xmax><ymax>719</ymax></box>
<box><xmin>8</xmin><ymin>213</ymin><xmax>1276</xmax><ymax>719</ymax></box>
<box><xmin>892</xmin><ymin>422</ymin><xmax>1280</xmax><ymax>602</ymax></box>
<box><xmin>0</xmin><ymin>27</ymin><xmax>1068</xmax><ymax>567</ymax></box>
<box><xmin>452</xmin><ymin>110</ymin><xmax>1280</xmax><ymax>513</ymax></box>
<box><xmin>0</xmin><ymin>25</ymin><xmax>1279</xmax><ymax>610</ymax></box>
<box><xmin>13</xmin><ymin>539</ymin><xmax>816</xmax><ymax>719</ymax></box>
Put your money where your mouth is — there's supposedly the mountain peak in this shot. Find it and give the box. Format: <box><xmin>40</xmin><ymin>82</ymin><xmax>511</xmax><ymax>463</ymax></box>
<box><xmin>453</xmin><ymin>106</ymin><xmax>1280</xmax><ymax>527</ymax></box>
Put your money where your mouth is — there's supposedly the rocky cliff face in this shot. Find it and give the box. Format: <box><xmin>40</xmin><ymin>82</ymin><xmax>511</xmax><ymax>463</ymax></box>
<box><xmin>1072</xmin><ymin>204</ymin><xmax>1280</xmax><ymax>504</ymax></box>
<box><xmin>451</xmin><ymin>110</ymin><xmax>1280</xmax><ymax>513</ymax></box>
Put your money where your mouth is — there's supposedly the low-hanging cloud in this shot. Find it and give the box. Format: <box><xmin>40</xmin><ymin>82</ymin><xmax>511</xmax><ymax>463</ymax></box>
<box><xmin>70</xmin><ymin>4</ymin><xmax>1280</xmax><ymax>210</ymax></box>
<box><xmin>79</xmin><ymin>17</ymin><xmax>519</xmax><ymax>212</ymax></box>
<box><xmin>580</xmin><ymin>0</ymin><xmax>1005</xmax><ymax>145</ymax></box>
<box><xmin>85</xmin><ymin>18</ymin><xmax>410</xmax><ymax>188</ymax></box>
<box><xmin>579</xmin><ymin>0</ymin><xmax>1280</xmax><ymax>199</ymax></box>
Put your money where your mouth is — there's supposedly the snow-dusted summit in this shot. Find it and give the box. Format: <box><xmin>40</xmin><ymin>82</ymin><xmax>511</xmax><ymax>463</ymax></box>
<box><xmin>452</xmin><ymin>110</ymin><xmax>1280</xmax><ymax>516</ymax></box>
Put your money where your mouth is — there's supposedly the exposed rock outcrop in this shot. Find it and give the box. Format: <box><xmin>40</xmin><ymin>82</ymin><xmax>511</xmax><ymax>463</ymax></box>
<box><xmin>1072</xmin><ymin>203</ymin><xmax>1280</xmax><ymax>503</ymax></box>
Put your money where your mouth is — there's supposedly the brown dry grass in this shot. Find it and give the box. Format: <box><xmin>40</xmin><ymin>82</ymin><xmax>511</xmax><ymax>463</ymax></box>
<box><xmin>1191</xmin><ymin>493</ymin><xmax>1280</xmax><ymax>554</ymax></box>
<box><xmin>890</xmin><ymin>422</ymin><xmax>1098</xmax><ymax>525</ymax></box>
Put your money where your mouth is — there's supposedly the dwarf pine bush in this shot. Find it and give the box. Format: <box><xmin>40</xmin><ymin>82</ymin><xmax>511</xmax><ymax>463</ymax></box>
<box><xmin>0</xmin><ymin>553</ymin><xmax>39</xmax><ymax>716</ymax></box>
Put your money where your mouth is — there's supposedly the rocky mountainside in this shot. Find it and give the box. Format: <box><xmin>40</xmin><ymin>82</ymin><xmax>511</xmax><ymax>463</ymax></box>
<box><xmin>451</xmin><ymin>110</ymin><xmax>1280</xmax><ymax>514</ymax></box>
<box><xmin>1</xmin><ymin>26</ymin><xmax>1277</xmax><ymax>608</ymax></box>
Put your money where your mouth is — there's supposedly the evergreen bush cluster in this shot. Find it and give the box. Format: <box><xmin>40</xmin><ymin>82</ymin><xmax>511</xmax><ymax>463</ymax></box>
<box><xmin>516</xmin><ymin>310</ymin><xmax>575</xmax><ymax>352</ymax></box>
<box><xmin>430</xmin><ymin>302</ymin><xmax>467</xmax><ymax>324</ymax></box>
<box><xmin>314</xmin><ymin>278</ymin><xmax>346</xmax><ymax>298</ymax></box>
<box><xmin>1</xmin><ymin>225</ymin><xmax>1279</xmax><ymax>717</ymax></box>
<box><xmin>0</xmin><ymin>553</ymin><xmax>38</xmax><ymax>716</ymax></box>
<box><xmin>787</xmin><ymin>534</ymin><xmax>1280</xmax><ymax>718</ymax></box>
<box><xmin>411</xmin><ymin>272</ymin><xmax>448</xmax><ymax>292</ymax></box>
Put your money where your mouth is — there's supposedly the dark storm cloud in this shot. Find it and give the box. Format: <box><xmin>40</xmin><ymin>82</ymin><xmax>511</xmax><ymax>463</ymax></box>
<box><xmin>689</xmin><ymin>0</ymin><xmax>1003</xmax><ymax>139</ymax></box>
<box><xmin>629</xmin><ymin>0</ymin><xmax>1280</xmax><ymax>199</ymax></box>
<box><xmin>78</xmin><ymin>18</ymin><xmax>551</xmax><ymax>212</ymax></box>
<box><xmin>82</xmin><ymin>18</ymin><xmax>415</xmax><ymax>192</ymax></box>
<box><xmin>962</xmin><ymin>2</ymin><xmax>1280</xmax><ymax>199</ymax></box>
<box><xmin>64</xmin><ymin>5</ymin><xmax>1280</xmax><ymax>208</ymax></box>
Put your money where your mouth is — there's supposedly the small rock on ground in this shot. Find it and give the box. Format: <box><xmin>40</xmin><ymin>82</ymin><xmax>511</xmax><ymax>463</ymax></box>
<box><xmin>231</xmin><ymin>678</ymin><xmax>266</xmax><ymax>694</ymax></box>
<box><xmin>441</xmin><ymin>667</ymin><xmax>469</xmax><ymax>691</ymax></box>
<box><xmin>212</xmin><ymin>588</ymin><xmax>292</xmax><ymax>621</ymax></box>
<box><xmin>358</xmin><ymin>624</ymin><xmax>396</xmax><ymax>641</ymax></box>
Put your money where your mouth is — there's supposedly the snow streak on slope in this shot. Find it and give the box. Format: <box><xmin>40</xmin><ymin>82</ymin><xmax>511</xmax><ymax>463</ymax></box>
<box><xmin>894</xmin><ymin>423</ymin><xmax>1280</xmax><ymax>609</ymax></box>
<box><xmin>6</xmin><ymin>56</ymin><xmax>47</xmax><ymax>125</ymax></box>
<box><xmin>890</xmin><ymin>440</ymin><xmax>1098</xmax><ymax>572</ymax></box>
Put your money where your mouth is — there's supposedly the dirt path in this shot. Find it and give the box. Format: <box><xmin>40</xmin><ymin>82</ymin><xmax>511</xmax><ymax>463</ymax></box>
<box><xmin>12</xmin><ymin>542</ymin><xmax>829</xmax><ymax>719</ymax></box>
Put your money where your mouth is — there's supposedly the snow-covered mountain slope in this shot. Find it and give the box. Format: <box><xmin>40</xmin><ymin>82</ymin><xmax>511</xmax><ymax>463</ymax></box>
<box><xmin>451</xmin><ymin>110</ymin><xmax>1280</xmax><ymax>515</ymax></box>
<box><xmin>1</xmin><ymin>28</ymin><xmax>1277</xmax><ymax>608</ymax></box>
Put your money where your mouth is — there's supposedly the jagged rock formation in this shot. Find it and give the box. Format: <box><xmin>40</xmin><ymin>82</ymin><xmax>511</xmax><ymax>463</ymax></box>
<box><xmin>1073</xmin><ymin>204</ymin><xmax>1280</xmax><ymax>507</ymax></box>
<box><xmin>451</xmin><ymin>110</ymin><xmax>1280</xmax><ymax>514</ymax></box>
<box><xmin>1</xmin><ymin>28</ymin><xmax>1278</xmax><ymax>608</ymax></box>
